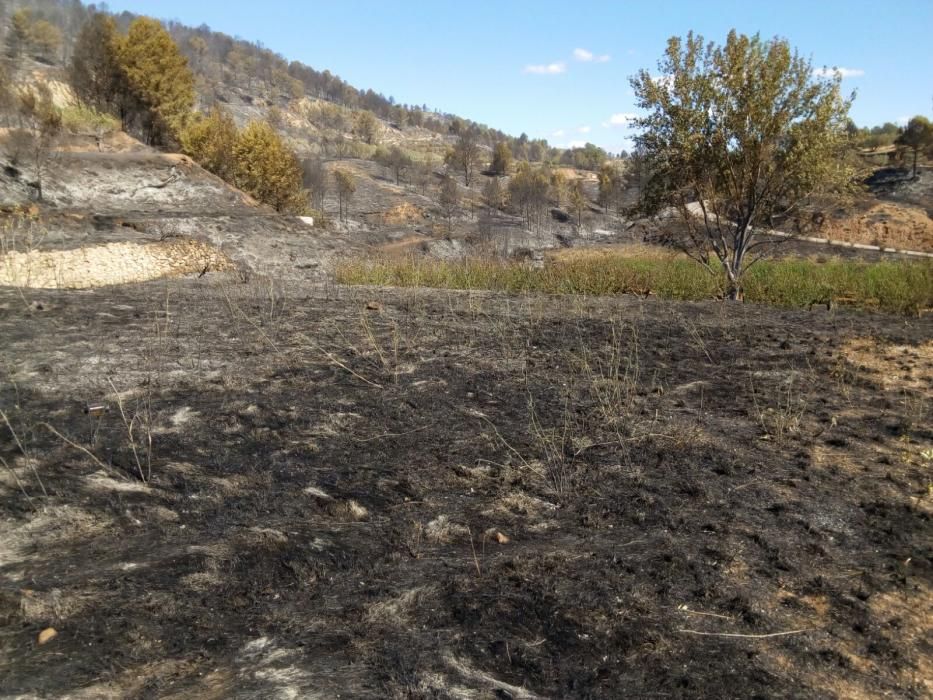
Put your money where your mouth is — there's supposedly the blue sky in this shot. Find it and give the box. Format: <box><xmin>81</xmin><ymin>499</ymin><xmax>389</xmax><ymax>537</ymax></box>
<box><xmin>107</xmin><ymin>0</ymin><xmax>932</xmax><ymax>152</ymax></box>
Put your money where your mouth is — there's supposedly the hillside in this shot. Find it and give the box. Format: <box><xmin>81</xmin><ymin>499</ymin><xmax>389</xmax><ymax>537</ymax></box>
<box><xmin>1</xmin><ymin>5</ymin><xmax>932</xmax><ymax>700</ymax></box>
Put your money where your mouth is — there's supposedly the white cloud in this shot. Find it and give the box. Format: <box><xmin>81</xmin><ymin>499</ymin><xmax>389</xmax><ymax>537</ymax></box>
<box><xmin>577</xmin><ymin>125</ymin><xmax>591</xmax><ymax>134</ymax></box>
<box><xmin>552</xmin><ymin>129</ymin><xmax>565</xmax><ymax>137</ymax></box>
<box><xmin>573</xmin><ymin>48</ymin><xmax>610</xmax><ymax>63</ymax></box>
<box><xmin>813</xmin><ymin>66</ymin><xmax>865</xmax><ymax>79</ymax></box>
<box><xmin>602</xmin><ymin>112</ymin><xmax>637</xmax><ymax>128</ymax></box>
<box><xmin>524</xmin><ymin>62</ymin><xmax>566</xmax><ymax>75</ymax></box>
<box><xmin>896</xmin><ymin>116</ymin><xmax>910</xmax><ymax>126</ymax></box>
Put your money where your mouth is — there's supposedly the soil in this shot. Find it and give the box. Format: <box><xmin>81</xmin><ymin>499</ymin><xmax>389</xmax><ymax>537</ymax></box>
<box><xmin>820</xmin><ymin>201</ymin><xmax>933</xmax><ymax>252</ymax></box>
<box><xmin>1</xmin><ymin>280</ymin><xmax>930</xmax><ymax>699</ymax></box>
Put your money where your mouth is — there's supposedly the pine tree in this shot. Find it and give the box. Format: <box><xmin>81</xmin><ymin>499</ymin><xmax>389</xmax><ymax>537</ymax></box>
<box><xmin>180</xmin><ymin>105</ymin><xmax>238</xmax><ymax>181</ymax></box>
<box><xmin>490</xmin><ymin>142</ymin><xmax>512</xmax><ymax>176</ymax></box>
<box><xmin>29</xmin><ymin>20</ymin><xmax>62</xmax><ymax>63</ymax></box>
<box><xmin>69</xmin><ymin>14</ymin><xmax>124</xmax><ymax>116</ymax></box>
<box><xmin>568</xmin><ymin>178</ymin><xmax>586</xmax><ymax>226</ymax></box>
<box><xmin>232</xmin><ymin>120</ymin><xmax>308</xmax><ymax>214</ymax></box>
<box><xmin>353</xmin><ymin>110</ymin><xmax>379</xmax><ymax>144</ymax></box>
<box><xmin>115</xmin><ymin>17</ymin><xmax>195</xmax><ymax>144</ymax></box>
<box><xmin>6</xmin><ymin>10</ymin><xmax>32</xmax><ymax>60</ymax></box>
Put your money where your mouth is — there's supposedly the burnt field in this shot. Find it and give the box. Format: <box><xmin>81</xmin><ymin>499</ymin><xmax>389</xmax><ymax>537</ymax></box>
<box><xmin>0</xmin><ymin>277</ymin><xmax>931</xmax><ymax>699</ymax></box>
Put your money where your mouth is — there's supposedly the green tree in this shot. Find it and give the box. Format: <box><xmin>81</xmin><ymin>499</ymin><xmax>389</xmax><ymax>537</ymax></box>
<box><xmin>29</xmin><ymin>20</ymin><xmax>62</xmax><ymax>63</ymax></box>
<box><xmin>69</xmin><ymin>14</ymin><xmax>126</xmax><ymax>118</ymax></box>
<box><xmin>232</xmin><ymin>120</ymin><xmax>307</xmax><ymax>213</ymax></box>
<box><xmin>895</xmin><ymin>116</ymin><xmax>933</xmax><ymax>178</ymax></box>
<box><xmin>6</xmin><ymin>10</ymin><xmax>32</xmax><ymax>60</ymax></box>
<box><xmin>597</xmin><ymin>163</ymin><xmax>626</xmax><ymax>213</ymax></box>
<box><xmin>180</xmin><ymin>105</ymin><xmax>239</xmax><ymax>181</ymax></box>
<box><xmin>445</xmin><ymin>128</ymin><xmax>482</xmax><ymax>186</ymax></box>
<box><xmin>568</xmin><ymin>178</ymin><xmax>587</xmax><ymax>226</ymax></box>
<box><xmin>482</xmin><ymin>177</ymin><xmax>506</xmax><ymax>211</ymax></box>
<box><xmin>630</xmin><ymin>30</ymin><xmax>853</xmax><ymax>299</ymax></box>
<box><xmin>490</xmin><ymin>141</ymin><xmax>512</xmax><ymax>175</ymax></box>
<box><xmin>115</xmin><ymin>17</ymin><xmax>195</xmax><ymax>144</ymax></box>
<box><xmin>353</xmin><ymin>110</ymin><xmax>379</xmax><ymax>144</ymax></box>
<box><xmin>0</xmin><ymin>63</ymin><xmax>16</xmax><ymax>125</ymax></box>
<box><xmin>374</xmin><ymin>145</ymin><xmax>412</xmax><ymax>185</ymax></box>
<box><xmin>508</xmin><ymin>162</ymin><xmax>549</xmax><ymax>229</ymax></box>
<box><xmin>549</xmin><ymin>169</ymin><xmax>567</xmax><ymax>207</ymax></box>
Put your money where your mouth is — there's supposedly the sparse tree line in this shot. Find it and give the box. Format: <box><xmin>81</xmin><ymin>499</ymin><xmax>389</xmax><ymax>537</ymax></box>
<box><xmin>431</xmin><ymin>135</ymin><xmax>628</xmax><ymax>233</ymax></box>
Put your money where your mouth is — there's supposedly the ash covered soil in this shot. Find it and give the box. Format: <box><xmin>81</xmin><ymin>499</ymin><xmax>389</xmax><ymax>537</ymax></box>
<box><xmin>0</xmin><ymin>279</ymin><xmax>931</xmax><ymax>699</ymax></box>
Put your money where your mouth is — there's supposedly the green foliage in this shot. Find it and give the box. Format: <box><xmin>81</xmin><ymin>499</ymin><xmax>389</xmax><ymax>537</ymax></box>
<box><xmin>6</xmin><ymin>10</ymin><xmax>33</xmax><ymax>60</ymax></box>
<box><xmin>232</xmin><ymin>120</ymin><xmax>308</xmax><ymax>214</ymax></box>
<box><xmin>560</xmin><ymin>142</ymin><xmax>607</xmax><ymax>171</ymax></box>
<box><xmin>116</xmin><ymin>17</ymin><xmax>195</xmax><ymax>144</ymax></box>
<box><xmin>374</xmin><ymin>145</ymin><xmax>413</xmax><ymax>185</ymax></box>
<box><xmin>895</xmin><ymin>116</ymin><xmax>933</xmax><ymax>176</ymax></box>
<box><xmin>68</xmin><ymin>13</ymin><xmax>124</xmax><ymax>116</ymax></box>
<box><xmin>631</xmin><ymin>30</ymin><xmax>854</xmax><ymax>297</ymax></box>
<box><xmin>597</xmin><ymin>163</ymin><xmax>626</xmax><ymax>213</ymax></box>
<box><xmin>568</xmin><ymin>178</ymin><xmax>587</xmax><ymax>225</ymax></box>
<box><xmin>482</xmin><ymin>177</ymin><xmax>506</xmax><ymax>211</ymax></box>
<box><xmin>336</xmin><ymin>253</ymin><xmax>933</xmax><ymax>316</ymax></box>
<box><xmin>444</xmin><ymin>129</ymin><xmax>483</xmax><ymax>186</ymax></box>
<box><xmin>29</xmin><ymin>20</ymin><xmax>62</xmax><ymax>62</ymax></box>
<box><xmin>508</xmin><ymin>162</ymin><xmax>550</xmax><ymax>228</ymax></box>
<box><xmin>491</xmin><ymin>142</ymin><xmax>512</xmax><ymax>175</ymax></box>
<box><xmin>180</xmin><ymin>106</ymin><xmax>239</xmax><ymax>181</ymax></box>
<box><xmin>59</xmin><ymin>104</ymin><xmax>120</xmax><ymax>135</ymax></box>
<box><xmin>3</xmin><ymin>9</ymin><xmax>61</xmax><ymax>63</ymax></box>
<box><xmin>353</xmin><ymin>110</ymin><xmax>379</xmax><ymax>144</ymax></box>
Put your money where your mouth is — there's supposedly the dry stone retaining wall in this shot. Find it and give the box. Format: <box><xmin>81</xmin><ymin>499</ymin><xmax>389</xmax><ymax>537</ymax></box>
<box><xmin>0</xmin><ymin>239</ymin><xmax>235</xmax><ymax>289</ymax></box>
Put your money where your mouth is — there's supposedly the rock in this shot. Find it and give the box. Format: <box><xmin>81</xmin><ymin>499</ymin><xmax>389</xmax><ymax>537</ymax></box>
<box><xmin>37</xmin><ymin>627</ymin><xmax>57</xmax><ymax>645</ymax></box>
<box><xmin>365</xmin><ymin>301</ymin><xmax>383</xmax><ymax>311</ymax></box>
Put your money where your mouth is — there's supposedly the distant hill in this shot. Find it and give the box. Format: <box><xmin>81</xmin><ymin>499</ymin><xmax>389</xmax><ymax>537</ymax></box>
<box><xmin>0</xmin><ymin>0</ymin><xmax>571</xmax><ymax>162</ymax></box>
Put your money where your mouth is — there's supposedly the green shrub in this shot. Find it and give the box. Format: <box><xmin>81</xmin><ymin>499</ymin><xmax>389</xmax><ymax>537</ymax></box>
<box><xmin>60</xmin><ymin>104</ymin><xmax>120</xmax><ymax>134</ymax></box>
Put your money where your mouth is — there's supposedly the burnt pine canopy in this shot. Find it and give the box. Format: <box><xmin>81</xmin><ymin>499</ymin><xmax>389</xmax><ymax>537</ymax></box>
<box><xmin>630</xmin><ymin>30</ymin><xmax>853</xmax><ymax>298</ymax></box>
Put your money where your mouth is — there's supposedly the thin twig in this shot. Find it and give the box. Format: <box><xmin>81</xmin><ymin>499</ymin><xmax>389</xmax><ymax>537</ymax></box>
<box><xmin>0</xmin><ymin>453</ymin><xmax>33</xmax><ymax>504</ymax></box>
<box><xmin>355</xmin><ymin>422</ymin><xmax>436</xmax><ymax>442</ymax></box>
<box><xmin>1</xmin><ymin>408</ymin><xmax>46</xmax><ymax>496</ymax></box>
<box><xmin>675</xmin><ymin>606</ymin><xmax>735</xmax><ymax>621</ymax></box>
<box><xmin>40</xmin><ymin>422</ymin><xmax>126</xmax><ymax>480</ymax></box>
<box><xmin>467</xmin><ymin>527</ymin><xmax>482</xmax><ymax>576</ymax></box>
<box><xmin>678</xmin><ymin>628</ymin><xmax>814</xmax><ymax>639</ymax></box>
<box><xmin>107</xmin><ymin>379</ymin><xmax>146</xmax><ymax>482</ymax></box>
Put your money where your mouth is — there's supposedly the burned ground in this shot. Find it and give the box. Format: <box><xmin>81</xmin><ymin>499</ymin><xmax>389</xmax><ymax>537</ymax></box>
<box><xmin>0</xmin><ymin>279</ymin><xmax>930</xmax><ymax>699</ymax></box>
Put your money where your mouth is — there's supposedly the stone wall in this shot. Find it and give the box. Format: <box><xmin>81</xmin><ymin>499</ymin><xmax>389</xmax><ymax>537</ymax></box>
<box><xmin>0</xmin><ymin>239</ymin><xmax>236</xmax><ymax>289</ymax></box>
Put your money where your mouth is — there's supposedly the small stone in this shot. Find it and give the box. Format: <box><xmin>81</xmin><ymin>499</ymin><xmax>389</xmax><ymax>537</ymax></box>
<box><xmin>37</xmin><ymin>627</ymin><xmax>57</xmax><ymax>645</ymax></box>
